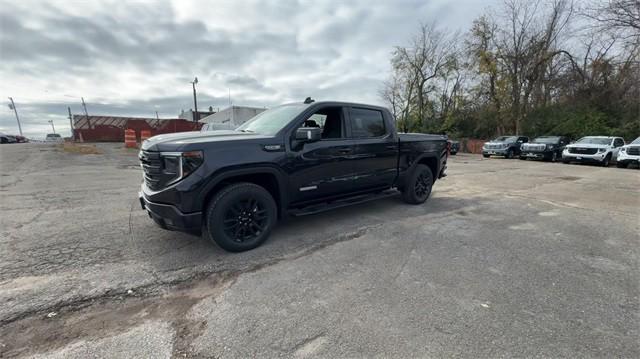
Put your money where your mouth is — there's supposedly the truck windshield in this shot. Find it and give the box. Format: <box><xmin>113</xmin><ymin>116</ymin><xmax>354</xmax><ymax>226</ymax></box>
<box><xmin>631</xmin><ymin>137</ymin><xmax>640</xmax><ymax>145</ymax></box>
<box><xmin>575</xmin><ymin>137</ymin><xmax>610</xmax><ymax>145</ymax></box>
<box><xmin>493</xmin><ymin>136</ymin><xmax>516</xmax><ymax>142</ymax></box>
<box><xmin>533</xmin><ymin>136</ymin><xmax>559</xmax><ymax>144</ymax></box>
<box><xmin>236</xmin><ymin>104</ymin><xmax>306</xmax><ymax>135</ymax></box>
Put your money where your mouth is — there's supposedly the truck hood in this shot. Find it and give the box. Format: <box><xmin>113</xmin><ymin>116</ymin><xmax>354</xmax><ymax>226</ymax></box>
<box><xmin>565</xmin><ymin>143</ymin><xmax>610</xmax><ymax>149</ymax></box>
<box><xmin>141</xmin><ymin>130</ymin><xmax>273</xmax><ymax>151</ymax></box>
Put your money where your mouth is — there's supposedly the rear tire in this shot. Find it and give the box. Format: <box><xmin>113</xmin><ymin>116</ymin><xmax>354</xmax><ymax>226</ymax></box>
<box><xmin>402</xmin><ymin>164</ymin><xmax>433</xmax><ymax>205</ymax></box>
<box><xmin>204</xmin><ymin>182</ymin><xmax>277</xmax><ymax>252</ymax></box>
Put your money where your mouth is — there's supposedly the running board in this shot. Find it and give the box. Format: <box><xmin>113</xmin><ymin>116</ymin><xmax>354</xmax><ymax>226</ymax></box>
<box><xmin>288</xmin><ymin>189</ymin><xmax>399</xmax><ymax>217</ymax></box>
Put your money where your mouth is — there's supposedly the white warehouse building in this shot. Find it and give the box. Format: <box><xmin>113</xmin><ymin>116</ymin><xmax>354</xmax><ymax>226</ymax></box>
<box><xmin>199</xmin><ymin>105</ymin><xmax>266</xmax><ymax>131</ymax></box>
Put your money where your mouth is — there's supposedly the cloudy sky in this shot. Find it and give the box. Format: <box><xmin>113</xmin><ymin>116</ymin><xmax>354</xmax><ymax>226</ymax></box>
<box><xmin>0</xmin><ymin>0</ymin><xmax>497</xmax><ymax>137</ymax></box>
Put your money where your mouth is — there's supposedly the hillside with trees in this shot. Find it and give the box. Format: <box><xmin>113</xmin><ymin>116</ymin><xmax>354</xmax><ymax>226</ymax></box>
<box><xmin>381</xmin><ymin>0</ymin><xmax>639</xmax><ymax>141</ymax></box>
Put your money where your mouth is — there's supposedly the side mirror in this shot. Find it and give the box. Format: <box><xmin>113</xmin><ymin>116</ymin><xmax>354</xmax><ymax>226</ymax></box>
<box><xmin>295</xmin><ymin>127</ymin><xmax>322</xmax><ymax>143</ymax></box>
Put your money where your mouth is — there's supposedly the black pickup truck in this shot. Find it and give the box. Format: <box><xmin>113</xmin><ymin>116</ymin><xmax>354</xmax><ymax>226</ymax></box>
<box><xmin>139</xmin><ymin>100</ymin><xmax>448</xmax><ymax>252</ymax></box>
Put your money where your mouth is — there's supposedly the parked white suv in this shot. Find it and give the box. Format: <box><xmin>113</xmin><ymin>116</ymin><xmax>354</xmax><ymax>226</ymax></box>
<box><xmin>562</xmin><ymin>136</ymin><xmax>625</xmax><ymax>167</ymax></box>
<box><xmin>616</xmin><ymin>137</ymin><xmax>639</xmax><ymax>168</ymax></box>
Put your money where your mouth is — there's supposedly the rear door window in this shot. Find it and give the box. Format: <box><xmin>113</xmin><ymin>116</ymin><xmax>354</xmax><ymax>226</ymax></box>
<box><xmin>349</xmin><ymin>108</ymin><xmax>386</xmax><ymax>138</ymax></box>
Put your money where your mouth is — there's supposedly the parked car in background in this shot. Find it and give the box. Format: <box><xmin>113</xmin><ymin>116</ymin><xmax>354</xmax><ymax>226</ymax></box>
<box><xmin>519</xmin><ymin>136</ymin><xmax>570</xmax><ymax>162</ymax></box>
<box><xmin>14</xmin><ymin>135</ymin><xmax>28</xmax><ymax>143</ymax></box>
<box><xmin>562</xmin><ymin>136</ymin><xmax>625</xmax><ymax>167</ymax></box>
<box><xmin>45</xmin><ymin>133</ymin><xmax>63</xmax><ymax>143</ymax></box>
<box><xmin>616</xmin><ymin>137</ymin><xmax>639</xmax><ymax>168</ymax></box>
<box><xmin>482</xmin><ymin>136</ymin><xmax>529</xmax><ymax>158</ymax></box>
<box><xmin>1</xmin><ymin>133</ymin><xmax>17</xmax><ymax>144</ymax></box>
<box><xmin>449</xmin><ymin>140</ymin><xmax>460</xmax><ymax>155</ymax></box>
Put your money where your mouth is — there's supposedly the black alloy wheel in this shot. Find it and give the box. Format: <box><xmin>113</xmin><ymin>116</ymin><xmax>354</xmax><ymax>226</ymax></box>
<box><xmin>205</xmin><ymin>182</ymin><xmax>277</xmax><ymax>252</ymax></box>
<box><xmin>402</xmin><ymin>164</ymin><xmax>433</xmax><ymax>204</ymax></box>
<box><xmin>506</xmin><ymin>149</ymin><xmax>514</xmax><ymax>159</ymax></box>
<box><xmin>223</xmin><ymin>198</ymin><xmax>269</xmax><ymax>243</ymax></box>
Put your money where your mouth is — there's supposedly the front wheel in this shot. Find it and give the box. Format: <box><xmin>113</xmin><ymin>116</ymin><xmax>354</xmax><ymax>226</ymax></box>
<box><xmin>402</xmin><ymin>164</ymin><xmax>433</xmax><ymax>204</ymax></box>
<box><xmin>550</xmin><ymin>152</ymin><xmax>558</xmax><ymax>162</ymax></box>
<box><xmin>601</xmin><ymin>154</ymin><xmax>611</xmax><ymax>167</ymax></box>
<box><xmin>204</xmin><ymin>182</ymin><xmax>277</xmax><ymax>252</ymax></box>
<box><xmin>616</xmin><ymin>161</ymin><xmax>627</xmax><ymax>168</ymax></box>
<box><xmin>505</xmin><ymin>149</ymin><xmax>514</xmax><ymax>159</ymax></box>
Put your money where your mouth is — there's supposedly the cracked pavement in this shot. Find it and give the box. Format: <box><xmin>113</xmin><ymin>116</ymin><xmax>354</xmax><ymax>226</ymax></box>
<box><xmin>1</xmin><ymin>143</ymin><xmax>639</xmax><ymax>358</ymax></box>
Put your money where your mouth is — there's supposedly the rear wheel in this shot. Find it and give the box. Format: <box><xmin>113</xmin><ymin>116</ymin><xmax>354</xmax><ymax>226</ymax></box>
<box><xmin>204</xmin><ymin>183</ymin><xmax>277</xmax><ymax>252</ymax></box>
<box><xmin>402</xmin><ymin>164</ymin><xmax>433</xmax><ymax>204</ymax></box>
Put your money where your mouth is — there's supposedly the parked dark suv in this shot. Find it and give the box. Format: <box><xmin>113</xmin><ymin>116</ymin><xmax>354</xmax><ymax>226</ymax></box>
<box><xmin>482</xmin><ymin>136</ymin><xmax>529</xmax><ymax>159</ymax></box>
<box><xmin>520</xmin><ymin>136</ymin><xmax>570</xmax><ymax>162</ymax></box>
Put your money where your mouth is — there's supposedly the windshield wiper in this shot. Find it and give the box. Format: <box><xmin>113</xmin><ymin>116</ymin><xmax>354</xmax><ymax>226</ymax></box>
<box><xmin>238</xmin><ymin>129</ymin><xmax>254</xmax><ymax>133</ymax></box>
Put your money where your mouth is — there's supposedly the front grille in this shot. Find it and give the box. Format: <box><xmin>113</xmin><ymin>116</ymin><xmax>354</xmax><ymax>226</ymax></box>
<box><xmin>522</xmin><ymin>144</ymin><xmax>546</xmax><ymax>152</ymax></box>
<box><xmin>139</xmin><ymin>150</ymin><xmax>163</xmax><ymax>191</ymax></box>
<box><xmin>568</xmin><ymin>147</ymin><xmax>598</xmax><ymax>155</ymax></box>
<box><xmin>485</xmin><ymin>144</ymin><xmax>504</xmax><ymax>150</ymax></box>
<box><xmin>627</xmin><ymin>147</ymin><xmax>640</xmax><ymax>155</ymax></box>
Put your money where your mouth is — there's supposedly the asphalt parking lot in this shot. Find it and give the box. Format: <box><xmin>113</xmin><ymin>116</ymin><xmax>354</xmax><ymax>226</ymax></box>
<box><xmin>1</xmin><ymin>143</ymin><xmax>638</xmax><ymax>358</ymax></box>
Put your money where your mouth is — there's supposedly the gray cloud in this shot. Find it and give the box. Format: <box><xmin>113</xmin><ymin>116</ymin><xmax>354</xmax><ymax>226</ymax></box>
<box><xmin>0</xmin><ymin>0</ymin><xmax>497</xmax><ymax>138</ymax></box>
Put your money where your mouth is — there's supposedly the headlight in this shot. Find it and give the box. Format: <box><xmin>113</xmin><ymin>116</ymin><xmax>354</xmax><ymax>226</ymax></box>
<box><xmin>502</xmin><ymin>143</ymin><xmax>510</xmax><ymax>148</ymax></box>
<box><xmin>160</xmin><ymin>150</ymin><xmax>203</xmax><ymax>184</ymax></box>
<box><xmin>597</xmin><ymin>148</ymin><xmax>606</xmax><ymax>153</ymax></box>
<box><xmin>547</xmin><ymin>145</ymin><xmax>555</xmax><ymax>149</ymax></box>
<box><xmin>620</xmin><ymin>147</ymin><xmax>626</xmax><ymax>152</ymax></box>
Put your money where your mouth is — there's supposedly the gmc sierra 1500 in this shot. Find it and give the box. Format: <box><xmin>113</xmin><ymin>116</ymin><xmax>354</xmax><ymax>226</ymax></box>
<box><xmin>139</xmin><ymin>99</ymin><xmax>448</xmax><ymax>252</ymax></box>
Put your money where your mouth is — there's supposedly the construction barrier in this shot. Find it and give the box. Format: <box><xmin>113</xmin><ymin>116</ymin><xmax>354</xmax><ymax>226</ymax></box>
<box><xmin>140</xmin><ymin>130</ymin><xmax>151</xmax><ymax>143</ymax></box>
<box><xmin>124</xmin><ymin>129</ymin><xmax>137</xmax><ymax>148</ymax></box>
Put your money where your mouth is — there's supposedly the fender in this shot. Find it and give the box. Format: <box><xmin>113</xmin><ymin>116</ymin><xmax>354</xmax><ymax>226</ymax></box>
<box><xmin>195</xmin><ymin>164</ymin><xmax>289</xmax><ymax>214</ymax></box>
<box><xmin>397</xmin><ymin>151</ymin><xmax>445</xmax><ymax>189</ymax></box>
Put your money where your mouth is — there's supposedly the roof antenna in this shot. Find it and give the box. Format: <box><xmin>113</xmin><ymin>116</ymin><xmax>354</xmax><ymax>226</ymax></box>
<box><xmin>304</xmin><ymin>97</ymin><xmax>314</xmax><ymax>104</ymax></box>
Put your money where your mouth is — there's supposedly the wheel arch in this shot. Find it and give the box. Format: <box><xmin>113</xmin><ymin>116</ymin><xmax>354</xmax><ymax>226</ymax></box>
<box><xmin>197</xmin><ymin>166</ymin><xmax>288</xmax><ymax>218</ymax></box>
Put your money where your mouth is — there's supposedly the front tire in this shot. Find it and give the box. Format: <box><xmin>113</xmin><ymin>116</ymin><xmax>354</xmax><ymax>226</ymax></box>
<box><xmin>505</xmin><ymin>149</ymin><xmax>514</xmax><ymax>159</ymax></box>
<box><xmin>204</xmin><ymin>182</ymin><xmax>277</xmax><ymax>252</ymax></box>
<box><xmin>402</xmin><ymin>164</ymin><xmax>433</xmax><ymax>204</ymax></box>
<box><xmin>550</xmin><ymin>151</ymin><xmax>558</xmax><ymax>162</ymax></box>
<box><xmin>601</xmin><ymin>154</ymin><xmax>611</xmax><ymax>167</ymax></box>
<box><xmin>616</xmin><ymin>161</ymin><xmax>627</xmax><ymax>168</ymax></box>
<box><xmin>483</xmin><ymin>154</ymin><xmax>490</xmax><ymax>158</ymax></box>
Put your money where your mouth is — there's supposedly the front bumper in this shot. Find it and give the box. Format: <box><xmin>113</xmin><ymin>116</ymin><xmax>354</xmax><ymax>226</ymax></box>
<box><xmin>520</xmin><ymin>150</ymin><xmax>551</xmax><ymax>159</ymax></box>
<box><xmin>617</xmin><ymin>152</ymin><xmax>640</xmax><ymax>163</ymax></box>
<box><xmin>562</xmin><ymin>151</ymin><xmax>607</xmax><ymax>163</ymax></box>
<box><xmin>139</xmin><ymin>190</ymin><xmax>202</xmax><ymax>233</ymax></box>
<box><xmin>482</xmin><ymin>148</ymin><xmax>508</xmax><ymax>156</ymax></box>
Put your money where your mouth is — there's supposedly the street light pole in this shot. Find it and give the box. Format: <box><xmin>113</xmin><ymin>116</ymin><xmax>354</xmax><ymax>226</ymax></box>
<box><xmin>7</xmin><ymin>97</ymin><xmax>23</xmax><ymax>136</ymax></box>
<box><xmin>191</xmin><ymin>77</ymin><xmax>199</xmax><ymax>122</ymax></box>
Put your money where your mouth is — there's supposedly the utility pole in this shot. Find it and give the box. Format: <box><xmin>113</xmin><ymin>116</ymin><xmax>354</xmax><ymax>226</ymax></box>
<box><xmin>155</xmin><ymin>111</ymin><xmax>159</xmax><ymax>120</ymax></box>
<box><xmin>81</xmin><ymin>97</ymin><xmax>90</xmax><ymax>129</ymax></box>
<box><xmin>68</xmin><ymin>107</ymin><xmax>74</xmax><ymax>140</ymax></box>
<box><xmin>48</xmin><ymin>120</ymin><xmax>56</xmax><ymax>134</ymax></box>
<box><xmin>191</xmin><ymin>77</ymin><xmax>199</xmax><ymax>122</ymax></box>
<box><xmin>7</xmin><ymin>97</ymin><xmax>23</xmax><ymax>136</ymax></box>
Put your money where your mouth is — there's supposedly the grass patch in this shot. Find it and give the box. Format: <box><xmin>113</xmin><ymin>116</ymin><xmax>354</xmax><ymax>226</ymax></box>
<box><xmin>61</xmin><ymin>143</ymin><xmax>103</xmax><ymax>155</ymax></box>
